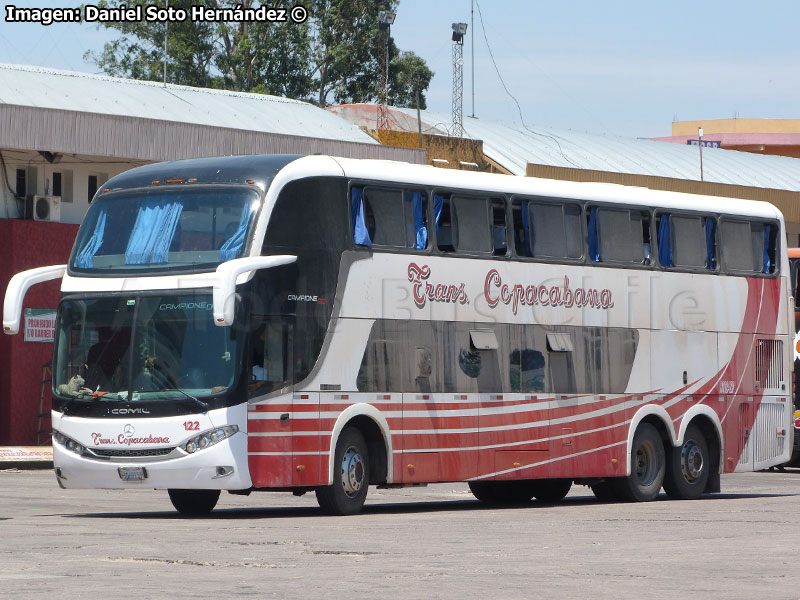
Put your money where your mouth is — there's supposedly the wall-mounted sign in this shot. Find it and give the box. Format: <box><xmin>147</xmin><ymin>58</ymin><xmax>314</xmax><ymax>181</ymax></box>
<box><xmin>24</xmin><ymin>308</ymin><xmax>56</xmax><ymax>342</ymax></box>
<box><xmin>687</xmin><ymin>140</ymin><xmax>721</xmax><ymax>148</ymax></box>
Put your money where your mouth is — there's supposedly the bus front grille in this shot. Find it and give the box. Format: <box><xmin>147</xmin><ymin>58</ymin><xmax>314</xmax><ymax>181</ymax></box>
<box><xmin>90</xmin><ymin>447</ymin><xmax>175</xmax><ymax>458</ymax></box>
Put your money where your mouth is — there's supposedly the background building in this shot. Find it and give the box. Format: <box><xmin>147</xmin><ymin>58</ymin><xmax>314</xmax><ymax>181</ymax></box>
<box><xmin>652</xmin><ymin>118</ymin><xmax>800</xmax><ymax>159</ymax></box>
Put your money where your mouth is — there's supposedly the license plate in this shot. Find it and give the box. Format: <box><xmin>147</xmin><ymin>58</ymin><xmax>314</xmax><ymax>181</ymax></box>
<box><xmin>118</xmin><ymin>466</ymin><xmax>148</xmax><ymax>481</ymax></box>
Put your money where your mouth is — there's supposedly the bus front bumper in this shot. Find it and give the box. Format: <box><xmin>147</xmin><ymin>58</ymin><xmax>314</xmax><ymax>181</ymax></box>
<box><xmin>52</xmin><ymin>431</ymin><xmax>253</xmax><ymax>490</ymax></box>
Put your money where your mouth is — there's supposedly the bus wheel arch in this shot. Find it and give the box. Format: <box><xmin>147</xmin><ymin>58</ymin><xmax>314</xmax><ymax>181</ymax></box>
<box><xmin>327</xmin><ymin>404</ymin><xmax>392</xmax><ymax>487</ymax></box>
<box><xmin>626</xmin><ymin>405</ymin><xmax>676</xmax><ymax>473</ymax></box>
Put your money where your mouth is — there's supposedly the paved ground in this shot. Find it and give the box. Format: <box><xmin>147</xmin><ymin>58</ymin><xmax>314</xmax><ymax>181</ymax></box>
<box><xmin>2</xmin><ymin>468</ymin><xmax>800</xmax><ymax>599</ymax></box>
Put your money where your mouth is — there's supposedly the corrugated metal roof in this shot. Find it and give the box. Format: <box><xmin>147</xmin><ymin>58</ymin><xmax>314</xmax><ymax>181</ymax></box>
<box><xmin>0</xmin><ymin>63</ymin><xmax>377</xmax><ymax>144</ymax></box>
<box><xmin>395</xmin><ymin>108</ymin><xmax>800</xmax><ymax>192</ymax></box>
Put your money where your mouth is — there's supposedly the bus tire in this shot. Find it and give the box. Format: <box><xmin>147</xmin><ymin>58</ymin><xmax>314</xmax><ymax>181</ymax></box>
<box><xmin>315</xmin><ymin>427</ymin><xmax>369</xmax><ymax>515</ymax></box>
<box><xmin>663</xmin><ymin>423</ymin><xmax>710</xmax><ymax>500</ymax></box>
<box><xmin>612</xmin><ymin>422</ymin><xmax>665</xmax><ymax>502</ymax></box>
<box><xmin>468</xmin><ymin>481</ymin><xmax>535</xmax><ymax>503</ymax></box>
<box><xmin>530</xmin><ymin>478</ymin><xmax>572</xmax><ymax>502</ymax></box>
<box><xmin>167</xmin><ymin>489</ymin><xmax>220</xmax><ymax>515</ymax></box>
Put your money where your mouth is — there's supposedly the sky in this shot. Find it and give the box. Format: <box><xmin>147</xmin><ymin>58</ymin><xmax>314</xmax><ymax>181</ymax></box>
<box><xmin>1</xmin><ymin>0</ymin><xmax>798</xmax><ymax>138</ymax></box>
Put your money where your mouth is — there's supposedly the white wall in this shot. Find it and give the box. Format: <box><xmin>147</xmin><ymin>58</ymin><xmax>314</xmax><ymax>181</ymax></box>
<box><xmin>0</xmin><ymin>149</ymin><xmax>146</xmax><ymax>224</ymax></box>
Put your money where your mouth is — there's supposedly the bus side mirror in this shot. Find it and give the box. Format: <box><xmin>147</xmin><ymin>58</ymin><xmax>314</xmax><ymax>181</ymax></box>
<box><xmin>213</xmin><ymin>255</ymin><xmax>297</xmax><ymax>327</ymax></box>
<box><xmin>3</xmin><ymin>264</ymin><xmax>67</xmax><ymax>335</ymax></box>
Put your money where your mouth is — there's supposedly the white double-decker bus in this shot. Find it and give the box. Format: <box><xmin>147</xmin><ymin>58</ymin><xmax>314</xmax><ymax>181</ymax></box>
<box><xmin>3</xmin><ymin>154</ymin><xmax>792</xmax><ymax>515</ymax></box>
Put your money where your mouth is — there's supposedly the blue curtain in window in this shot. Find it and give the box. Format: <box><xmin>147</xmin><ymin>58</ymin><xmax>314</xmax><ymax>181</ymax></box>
<box><xmin>521</xmin><ymin>201</ymin><xmax>533</xmax><ymax>257</ymax></box>
<box><xmin>350</xmin><ymin>187</ymin><xmax>371</xmax><ymax>247</ymax></box>
<box><xmin>219</xmin><ymin>207</ymin><xmax>251</xmax><ymax>262</ymax></box>
<box><xmin>412</xmin><ymin>191</ymin><xmax>427</xmax><ymax>250</ymax></box>
<box><xmin>587</xmin><ymin>206</ymin><xmax>600</xmax><ymax>262</ymax></box>
<box><xmin>75</xmin><ymin>207</ymin><xmax>107</xmax><ymax>268</ymax></box>
<box><xmin>125</xmin><ymin>197</ymin><xmax>183</xmax><ymax>265</ymax></box>
<box><xmin>433</xmin><ymin>194</ymin><xmax>444</xmax><ymax>233</ymax></box>
<box><xmin>763</xmin><ymin>224</ymin><xmax>771</xmax><ymax>273</ymax></box>
<box><xmin>658</xmin><ymin>214</ymin><xmax>673</xmax><ymax>267</ymax></box>
<box><xmin>705</xmin><ymin>217</ymin><xmax>716</xmax><ymax>270</ymax></box>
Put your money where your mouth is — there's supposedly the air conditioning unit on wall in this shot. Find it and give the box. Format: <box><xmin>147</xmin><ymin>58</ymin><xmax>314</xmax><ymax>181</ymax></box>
<box><xmin>32</xmin><ymin>195</ymin><xmax>61</xmax><ymax>222</ymax></box>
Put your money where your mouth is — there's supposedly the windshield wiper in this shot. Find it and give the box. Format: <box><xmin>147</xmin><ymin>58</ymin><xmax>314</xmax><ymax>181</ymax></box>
<box><xmin>162</xmin><ymin>388</ymin><xmax>209</xmax><ymax>413</ymax></box>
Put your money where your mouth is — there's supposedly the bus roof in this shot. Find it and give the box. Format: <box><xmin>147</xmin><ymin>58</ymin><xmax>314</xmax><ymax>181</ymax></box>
<box><xmin>98</xmin><ymin>154</ymin><xmax>303</xmax><ymax>196</ymax></box>
<box><xmin>99</xmin><ymin>154</ymin><xmax>785</xmax><ymax>224</ymax></box>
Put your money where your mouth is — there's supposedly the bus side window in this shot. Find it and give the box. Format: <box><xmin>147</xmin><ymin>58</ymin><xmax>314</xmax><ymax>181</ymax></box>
<box><xmin>593</xmin><ymin>207</ymin><xmax>651</xmax><ymax>265</ymax></box>
<box><xmin>248</xmin><ymin>320</ymin><xmax>291</xmax><ymax>397</ymax></box>
<box><xmin>492</xmin><ymin>199</ymin><xmax>507</xmax><ymax>256</ymax></box>
<box><xmin>720</xmin><ymin>219</ymin><xmax>777</xmax><ymax>275</ymax></box>
<box><xmin>511</xmin><ymin>200</ymin><xmax>532</xmax><ymax>258</ymax></box>
<box><xmin>452</xmin><ymin>196</ymin><xmax>492</xmax><ymax>254</ymax></box>
<box><xmin>435</xmin><ymin>195</ymin><xmax>458</xmax><ymax>252</ymax></box>
<box><xmin>670</xmin><ymin>215</ymin><xmax>708</xmax><ymax>269</ymax></box>
<box><xmin>527</xmin><ymin>201</ymin><xmax>582</xmax><ymax>260</ymax></box>
<box><xmin>546</xmin><ymin>332</ymin><xmax>576</xmax><ymax>394</ymax></box>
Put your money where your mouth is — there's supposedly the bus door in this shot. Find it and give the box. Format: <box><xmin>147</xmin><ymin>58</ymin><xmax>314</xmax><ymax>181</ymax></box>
<box><xmin>247</xmin><ymin>316</ymin><xmax>319</xmax><ymax>488</ymax></box>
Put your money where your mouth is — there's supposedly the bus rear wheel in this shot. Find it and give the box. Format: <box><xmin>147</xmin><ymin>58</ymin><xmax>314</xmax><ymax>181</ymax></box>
<box><xmin>612</xmin><ymin>422</ymin><xmax>665</xmax><ymax>502</ymax></box>
<box><xmin>663</xmin><ymin>423</ymin><xmax>710</xmax><ymax>500</ymax></box>
<box><xmin>167</xmin><ymin>489</ymin><xmax>220</xmax><ymax>515</ymax></box>
<box><xmin>315</xmin><ymin>427</ymin><xmax>369</xmax><ymax>515</ymax></box>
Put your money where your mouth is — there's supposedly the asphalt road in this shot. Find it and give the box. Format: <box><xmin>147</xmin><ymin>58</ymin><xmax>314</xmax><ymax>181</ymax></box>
<box><xmin>2</xmin><ymin>468</ymin><xmax>800</xmax><ymax>599</ymax></box>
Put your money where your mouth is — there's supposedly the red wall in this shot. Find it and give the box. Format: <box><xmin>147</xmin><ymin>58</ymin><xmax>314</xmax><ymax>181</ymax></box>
<box><xmin>0</xmin><ymin>220</ymin><xmax>79</xmax><ymax>445</ymax></box>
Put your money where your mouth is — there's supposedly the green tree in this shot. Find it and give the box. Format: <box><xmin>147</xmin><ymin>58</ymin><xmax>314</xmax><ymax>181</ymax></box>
<box><xmin>85</xmin><ymin>0</ymin><xmax>432</xmax><ymax>107</ymax></box>
<box><xmin>389</xmin><ymin>51</ymin><xmax>434</xmax><ymax>109</ymax></box>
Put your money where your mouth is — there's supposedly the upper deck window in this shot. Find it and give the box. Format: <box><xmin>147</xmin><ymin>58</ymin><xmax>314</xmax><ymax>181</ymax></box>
<box><xmin>720</xmin><ymin>219</ymin><xmax>777</xmax><ymax>274</ymax></box>
<box><xmin>70</xmin><ymin>186</ymin><xmax>260</xmax><ymax>274</ymax></box>
<box><xmin>656</xmin><ymin>213</ymin><xmax>717</xmax><ymax>271</ymax></box>
<box><xmin>351</xmin><ymin>186</ymin><xmax>427</xmax><ymax>250</ymax></box>
<box><xmin>588</xmin><ymin>207</ymin><xmax>651</xmax><ymax>265</ymax></box>
<box><xmin>513</xmin><ymin>199</ymin><xmax>582</xmax><ymax>260</ymax></box>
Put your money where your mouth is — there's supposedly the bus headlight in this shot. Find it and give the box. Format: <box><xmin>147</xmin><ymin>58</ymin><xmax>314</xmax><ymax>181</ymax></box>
<box><xmin>52</xmin><ymin>430</ymin><xmax>86</xmax><ymax>456</ymax></box>
<box><xmin>180</xmin><ymin>425</ymin><xmax>239</xmax><ymax>454</ymax></box>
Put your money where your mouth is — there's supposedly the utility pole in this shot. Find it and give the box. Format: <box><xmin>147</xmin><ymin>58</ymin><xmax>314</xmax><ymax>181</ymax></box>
<box><xmin>163</xmin><ymin>0</ymin><xmax>169</xmax><ymax>86</ymax></box>
<box><xmin>470</xmin><ymin>0</ymin><xmax>475</xmax><ymax>118</ymax></box>
<box><xmin>698</xmin><ymin>127</ymin><xmax>704</xmax><ymax>182</ymax></box>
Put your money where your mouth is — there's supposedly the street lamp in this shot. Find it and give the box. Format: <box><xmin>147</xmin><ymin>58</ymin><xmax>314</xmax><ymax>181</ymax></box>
<box><xmin>378</xmin><ymin>10</ymin><xmax>396</xmax><ymax>30</ymax></box>
<box><xmin>452</xmin><ymin>22</ymin><xmax>467</xmax><ymax>43</ymax></box>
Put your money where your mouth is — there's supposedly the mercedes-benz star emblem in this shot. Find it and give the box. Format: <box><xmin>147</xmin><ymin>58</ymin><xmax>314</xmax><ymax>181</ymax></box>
<box><xmin>123</xmin><ymin>424</ymin><xmax>135</xmax><ymax>438</ymax></box>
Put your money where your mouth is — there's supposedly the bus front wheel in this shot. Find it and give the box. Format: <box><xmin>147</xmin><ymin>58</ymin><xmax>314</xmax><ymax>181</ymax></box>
<box><xmin>316</xmin><ymin>427</ymin><xmax>370</xmax><ymax>515</ymax></box>
<box><xmin>663</xmin><ymin>423</ymin><xmax>710</xmax><ymax>500</ymax></box>
<box><xmin>167</xmin><ymin>489</ymin><xmax>220</xmax><ymax>515</ymax></box>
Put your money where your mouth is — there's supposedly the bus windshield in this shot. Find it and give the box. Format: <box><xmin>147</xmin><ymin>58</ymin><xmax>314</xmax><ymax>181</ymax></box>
<box><xmin>53</xmin><ymin>294</ymin><xmax>239</xmax><ymax>401</ymax></box>
<box><xmin>69</xmin><ymin>186</ymin><xmax>260</xmax><ymax>274</ymax></box>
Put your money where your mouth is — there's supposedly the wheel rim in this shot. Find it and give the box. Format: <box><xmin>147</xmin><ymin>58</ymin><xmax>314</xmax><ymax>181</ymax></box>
<box><xmin>340</xmin><ymin>446</ymin><xmax>365</xmax><ymax>498</ymax></box>
<box><xmin>634</xmin><ymin>439</ymin><xmax>659</xmax><ymax>485</ymax></box>
<box><xmin>680</xmin><ymin>440</ymin><xmax>704</xmax><ymax>483</ymax></box>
